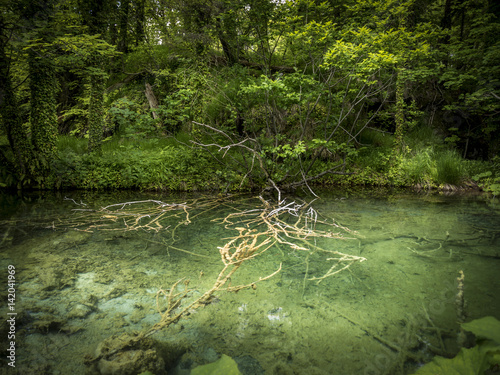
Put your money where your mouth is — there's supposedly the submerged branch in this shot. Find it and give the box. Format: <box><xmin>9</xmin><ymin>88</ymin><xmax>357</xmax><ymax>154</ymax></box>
<box><xmin>58</xmin><ymin>193</ymin><xmax>365</xmax><ymax>362</ymax></box>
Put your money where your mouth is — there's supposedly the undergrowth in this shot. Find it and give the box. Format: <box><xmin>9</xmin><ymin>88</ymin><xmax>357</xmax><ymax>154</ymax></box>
<box><xmin>1</xmin><ymin>125</ymin><xmax>496</xmax><ymax>192</ymax></box>
<box><xmin>52</xmin><ymin>135</ymin><xmax>231</xmax><ymax>191</ymax></box>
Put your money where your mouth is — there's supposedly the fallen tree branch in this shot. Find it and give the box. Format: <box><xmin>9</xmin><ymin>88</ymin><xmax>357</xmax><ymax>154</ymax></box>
<box><xmin>57</xmin><ymin>194</ymin><xmax>365</xmax><ymax>369</ymax></box>
<box><xmin>191</xmin><ymin>121</ymin><xmax>282</xmax><ymax>199</ymax></box>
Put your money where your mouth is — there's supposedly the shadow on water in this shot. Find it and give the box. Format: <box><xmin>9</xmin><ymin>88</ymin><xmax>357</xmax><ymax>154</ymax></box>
<box><xmin>0</xmin><ymin>188</ymin><xmax>499</xmax><ymax>374</ymax></box>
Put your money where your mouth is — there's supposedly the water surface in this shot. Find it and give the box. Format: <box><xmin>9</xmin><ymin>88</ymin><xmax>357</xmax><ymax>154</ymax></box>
<box><xmin>1</xmin><ymin>189</ymin><xmax>499</xmax><ymax>374</ymax></box>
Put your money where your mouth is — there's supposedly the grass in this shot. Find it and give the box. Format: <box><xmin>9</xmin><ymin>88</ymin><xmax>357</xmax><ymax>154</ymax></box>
<box><xmin>51</xmin><ymin>132</ymin><xmax>225</xmax><ymax>191</ymax></box>
<box><xmin>401</xmin><ymin>147</ymin><xmax>436</xmax><ymax>184</ymax></box>
<box><xmin>57</xmin><ymin>132</ymin><xmax>194</xmax><ymax>155</ymax></box>
<box><xmin>351</xmin><ymin>125</ymin><xmax>474</xmax><ymax>187</ymax></box>
<box><xmin>358</xmin><ymin>128</ymin><xmax>394</xmax><ymax>148</ymax></box>
<box><xmin>406</xmin><ymin>124</ymin><xmax>441</xmax><ymax>149</ymax></box>
<box><xmin>15</xmin><ymin>127</ymin><xmax>490</xmax><ymax>190</ymax></box>
<box><xmin>434</xmin><ymin>149</ymin><xmax>465</xmax><ymax>185</ymax></box>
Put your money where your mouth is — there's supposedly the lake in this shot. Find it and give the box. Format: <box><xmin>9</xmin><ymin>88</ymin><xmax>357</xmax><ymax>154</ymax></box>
<box><xmin>1</xmin><ymin>188</ymin><xmax>499</xmax><ymax>375</ymax></box>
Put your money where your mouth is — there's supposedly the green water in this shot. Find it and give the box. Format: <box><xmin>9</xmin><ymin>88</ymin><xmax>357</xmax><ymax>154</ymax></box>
<box><xmin>0</xmin><ymin>189</ymin><xmax>499</xmax><ymax>375</ymax></box>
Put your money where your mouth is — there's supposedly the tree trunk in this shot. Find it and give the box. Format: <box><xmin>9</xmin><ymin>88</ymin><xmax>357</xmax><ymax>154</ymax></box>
<box><xmin>0</xmin><ymin>14</ymin><xmax>32</xmax><ymax>177</ymax></box>
<box><xmin>119</xmin><ymin>0</ymin><xmax>130</xmax><ymax>53</ymax></box>
<box><xmin>29</xmin><ymin>50</ymin><xmax>58</xmax><ymax>165</ymax></box>
<box><xmin>441</xmin><ymin>0</ymin><xmax>453</xmax><ymax>30</ymax></box>
<box><xmin>145</xmin><ymin>83</ymin><xmax>159</xmax><ymax>120</ymax></box>
<box><xmin>134</xmin><ymin>0</ymin><xmax>145</xmax><ymax>46</ymax></box>
<box><xmin>440</xmin><ymin>0</ymin><xmax>454</xmax><ymax>45</ymax></box>
<box><xmin>394</xmin><ymin>67</ymin><xmax>406</xmax><ymax>154</ymax></box>
<box><xmin>88</xmin><ymin>72</ymin><xmax>105</xmax><ymax>153</ymax></box>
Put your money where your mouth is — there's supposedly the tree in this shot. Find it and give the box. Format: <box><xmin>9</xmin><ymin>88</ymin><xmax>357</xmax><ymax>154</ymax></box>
<box><xmin>73</xmin><ymin>0</ymin><xmax>117</xmax><ymax>153</ymax></box>
<box><xmin>87</xmin><ymin>59</ymin><xmax>107</xmax><ymax>153</ymax></box>
<box><xmin>28</xmin><ymin>48</ymin><xmax>58</xmax><ymax>167</ymax></box>
<box><xmin>134</xmin><ymin>0</ymin><xmax>146</xmax><ymax>46</ymax></box>
<box><xmin>436</xmin><ymin>0</ymin><xmax>500</xmax><ymax>158</ymax></box>
<box><xmin>1</xmin><ymin>0</ymin><xmax>61</xmax><ymax>183</ymax></box>
<box><xmin>118</xmin><ymin>0</ymin><xmax>130</xmax><ymax>53</ymax></box>
<box><xmin>54</xmin><ymin>33</ymin><xmax>119</xmax><ymax>153</ymax></box>
<box><xmin>0</xmin><ymin>9</ymin><xmax>33</xmax><ymax>181</ymax></box>
<box><xmin>25</xmin><ymin>0</ymin><xmax>59</xmax><ymax>168</ymax></box>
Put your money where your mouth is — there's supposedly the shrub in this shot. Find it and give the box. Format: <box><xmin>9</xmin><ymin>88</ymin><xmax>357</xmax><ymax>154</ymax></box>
<box><xmin>358</xmin><ymin>128</ymin><xmax>393</xmax><ymax>148</ymax></box>
<box><xmin>471</xmin><ymin>155</ymin><xmax>500</xmax><ymax>196</ymax></box>
<box><xmin>107</xmin><ymin>98</ymin><xmax>158</xmax><ymax>139</ymax></box>
<box><xmin>407</xmin><ymin>124</ymin><xmax>441</xmax><ymax>149</ymax></box>
<box><xmin>57</xmin><ymin>135</ymin><xmax>87</xmax><ymax>154</ymax></box>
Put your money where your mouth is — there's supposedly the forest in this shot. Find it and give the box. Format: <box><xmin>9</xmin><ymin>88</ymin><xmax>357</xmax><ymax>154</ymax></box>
<box><xmin>0</xmin><ymin>0</ymin><xmax>499</xmax><ymax>194</ymax></box>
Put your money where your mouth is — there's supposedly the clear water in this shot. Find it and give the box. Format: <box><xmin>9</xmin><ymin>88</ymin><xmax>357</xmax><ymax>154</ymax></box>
<box><xmin>1</xmin><ymin>189</ymin><xmax>499</xmax><ymax>375</ymax></box>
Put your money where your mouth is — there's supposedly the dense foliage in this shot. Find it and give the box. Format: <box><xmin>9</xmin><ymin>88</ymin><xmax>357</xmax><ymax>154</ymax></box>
<box><xmin>0</xmin><ymin>0</ymin><xmax>499</xmax><ymax>193</ymax></box>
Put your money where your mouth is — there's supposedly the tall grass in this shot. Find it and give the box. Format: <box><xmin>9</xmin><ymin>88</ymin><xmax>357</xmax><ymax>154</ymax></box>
<box><xmin>406</xmin><ymin>125</ymin><xmax>440</xmax><ymax>149</ymax></box>
<box><xmin>434</xmin><ymin>149</ymin><xmax>465</xmax><ymax>185</ymax></box>
<box><xmin>100</xmin><ymin>136</ymin><xmax>179</xmax><ymax>154</ymax></box>
<box><xmin>400</xmin><ymin>147</ymin><xmax>436</xmax><ymax>184</ymax></box>
<box><xmin>358</xmin><ymin>128</ymin><xmax>394</xmax><ymax>148</ymax></box>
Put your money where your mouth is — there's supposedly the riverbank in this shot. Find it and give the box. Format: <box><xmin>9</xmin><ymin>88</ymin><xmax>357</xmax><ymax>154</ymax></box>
<box><xmin>1</xmin><ymin>129</ymin><xmax>499</xmax><ymax>196</ymax></box>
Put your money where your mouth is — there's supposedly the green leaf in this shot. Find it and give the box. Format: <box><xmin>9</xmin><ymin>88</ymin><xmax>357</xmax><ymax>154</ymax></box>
<box><xmin>190</xmin><ymin>354</ymin><xmax>242</xmax><ymax>375</ymax></box>
<box><xmin>414</xmin><ymin>317</ymin><xmax>500</xmax><ymax>375</ymax></box>
<box><xmin>462</xmin><ymin>316</ymin><xmax>500</xmax><ymax>343</ymax></box>
<box><xmin>413</xmin><ymin>345</ymin><xmax>486</xmax><ymax>375</ymax></box>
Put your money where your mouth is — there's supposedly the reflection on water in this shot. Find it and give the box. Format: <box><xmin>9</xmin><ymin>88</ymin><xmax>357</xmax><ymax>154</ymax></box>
<box><xmin>0</xmin><ymin>189</ymin><xmax>499</xmax><ymax>374</ymax></box>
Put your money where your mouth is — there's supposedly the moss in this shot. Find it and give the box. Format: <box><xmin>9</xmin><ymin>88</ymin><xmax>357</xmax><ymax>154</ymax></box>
<box><xmin>29</xmin><ymin>51</ymin><xmax>58</xmax><ymax>162</ymax></box>
<box><xmin>88</xmin><ymin>71</ymin><xmax>106</xmax><ymax>153</ymax></box>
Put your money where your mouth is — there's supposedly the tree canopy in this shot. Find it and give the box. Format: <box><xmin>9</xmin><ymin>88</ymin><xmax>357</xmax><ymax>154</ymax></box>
<box><xmin>0</xmin><ymin>0</ymin><xmax>499</xmax><ymax>191</ymax></box>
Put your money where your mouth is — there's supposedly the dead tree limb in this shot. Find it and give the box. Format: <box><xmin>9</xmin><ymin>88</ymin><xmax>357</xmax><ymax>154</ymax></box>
<box><xmin>145</xmin><ymin>82</ymin><xmax>159</xmax><ymax>120</ymax></box>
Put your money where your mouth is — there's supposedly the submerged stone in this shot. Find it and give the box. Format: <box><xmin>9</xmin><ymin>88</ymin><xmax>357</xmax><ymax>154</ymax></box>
<box><xmin>89</xmin><ymin>333</ymin><xmax>167</xmax><ymax>375</ymax></box>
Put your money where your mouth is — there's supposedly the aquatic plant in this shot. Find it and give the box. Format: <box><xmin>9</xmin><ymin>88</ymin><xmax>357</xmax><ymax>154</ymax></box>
<box><xmin>414</xmin><ymin>316</ymin><xmax>500</xmax><ymax>374</ymax></box>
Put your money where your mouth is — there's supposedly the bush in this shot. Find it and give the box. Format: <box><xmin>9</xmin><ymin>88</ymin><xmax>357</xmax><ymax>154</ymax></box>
<box><xmin>107</xmin><ymin>98</ymin><xmax>159</xmax><ymax>139</ymax></box>
<box><xmin>471</xmin><ymin>155</ymin><xmax>500</xmax><ymax>196</ymax></box>
<box><xmin>358</xmin><ymin>128</ymin><xmax>393</xmax><ymax>148</ymax></box>
<box><xmin>406</xmin><ymin>124</ymin><xmax>441</xmax><ymax>149</ymax></box>
<box><xmin>57</xmin><ymin>135</ymin><xmax>87</xmax><ymax>154</ymax></box>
